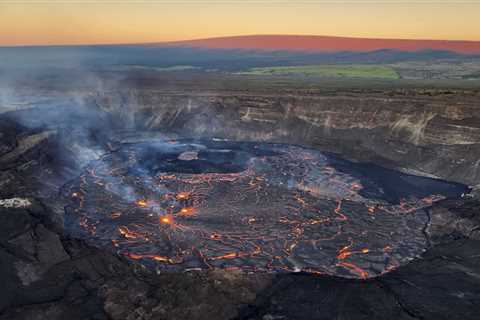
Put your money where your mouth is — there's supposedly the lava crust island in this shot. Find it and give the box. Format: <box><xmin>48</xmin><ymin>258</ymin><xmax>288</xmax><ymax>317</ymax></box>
<box><xmin>64</xmin><ymin>139</ymin><xmax>467</xmax><ymax>279</ymax></box>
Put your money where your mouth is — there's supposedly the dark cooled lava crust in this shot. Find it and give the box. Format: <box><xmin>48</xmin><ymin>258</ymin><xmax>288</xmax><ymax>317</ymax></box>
<box><xmin>63</xmin><ymin>139</ymin><xmax>468</xmax><ymax>279</ymax></box>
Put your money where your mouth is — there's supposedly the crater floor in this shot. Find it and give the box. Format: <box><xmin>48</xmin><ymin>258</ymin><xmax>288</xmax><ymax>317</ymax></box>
<box><xmin>63</xmin><ymin>140</ymin><xmax>467</xmax><ymax>278</ymax></box>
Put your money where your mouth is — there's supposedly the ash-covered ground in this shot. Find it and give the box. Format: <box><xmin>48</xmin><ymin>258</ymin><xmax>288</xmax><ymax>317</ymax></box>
<box><xmin>64</xmin><ymin>140</ymin><xmax>467</xmax><ymax>278</ymax></box>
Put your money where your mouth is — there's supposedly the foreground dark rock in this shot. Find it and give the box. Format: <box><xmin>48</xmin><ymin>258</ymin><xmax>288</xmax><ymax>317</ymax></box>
<box><xmin>1</xmin><ymin>199</ymin><xmax>479</xmax><ymax>320</ymax></box>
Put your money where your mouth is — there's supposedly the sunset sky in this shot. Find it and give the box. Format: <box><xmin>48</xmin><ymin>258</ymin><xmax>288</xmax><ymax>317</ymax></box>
<box><xmin>0</xmin><ymin>1</ymin><xmax>479</xmax><ymax>46</ymax></box>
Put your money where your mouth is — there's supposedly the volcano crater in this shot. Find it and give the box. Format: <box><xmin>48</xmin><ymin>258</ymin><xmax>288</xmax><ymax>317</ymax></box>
<box><xmin>63</xmin><ymin>139</ymin><xmax>467</xmax><ymax>279</ymax></box>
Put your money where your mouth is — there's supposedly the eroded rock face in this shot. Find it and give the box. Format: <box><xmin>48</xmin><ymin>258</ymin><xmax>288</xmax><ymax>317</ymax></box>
<box><xmin>427</xmin><ymin>199</ymin><xmax>480</xmax><ymax>244</ymax></box>
<box><xmin>91</xmin><ymin>90</ymin><xmax>480</xmax><ymax>187</ymax></box>
<box><xmin>100</xmin><ymin>270</ymin><xmax>271</xmax><ymax>320</ymax></box>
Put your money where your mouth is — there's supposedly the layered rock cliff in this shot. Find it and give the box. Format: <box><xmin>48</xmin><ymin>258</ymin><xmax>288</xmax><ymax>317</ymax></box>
<box><xmin>91</xmin><ymin>89</ymin><xmax>480</xmax><ymax>187</ymax></box>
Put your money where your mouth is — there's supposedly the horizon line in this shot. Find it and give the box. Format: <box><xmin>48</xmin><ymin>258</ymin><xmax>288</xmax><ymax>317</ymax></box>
<box><xmin>2</xmin><ymin>33</ymin><xmax>480</xmax><ymax>48</ymax></box>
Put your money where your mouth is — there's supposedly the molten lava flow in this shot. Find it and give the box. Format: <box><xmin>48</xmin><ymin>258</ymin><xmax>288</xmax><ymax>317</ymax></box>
<box><xmin>118</xmin><ymin>226</ymin><xmax>140</xmax><ymax>239</ymax></box>
<box><xmin>179</xmin><ymin>207</ymin><xmax>196</xmax><ymax>217</ymax></box>
<box><xmin>63</xmin><ymin>140</ymin><xmax>464</xmax><ymax>279</ymax></box>
<box><xmin>210</xmin><ymin>252</ymin><xmax>239</xmax><ymax>260</ymax></box>
<box><xmin>125</xmin><ymin>252</ymin><xmax>173</xmax><ymax>263</ymax></box>
<box><xmin>136</xmin><ymin>199</ymin><xmax>148</xmax><ymax>207</ymax></box>
<box><xmin>159</xmin><ymin>215</ymin><xmax>174</xmax><ymax>225</ymax></box>
<box><xmin>176</xmin><ymin>192</ymin><xmax>190</xmax><ymax>200</ymax></box>
<box><xmin>337</xmin><ymin>262</ymin><xmax>369</xmax><ymax>279</ymax></box>
<box><xmin>334</xmin><ymin>200</ymin><xmax>348</xmax><ymax>221</ymax></box>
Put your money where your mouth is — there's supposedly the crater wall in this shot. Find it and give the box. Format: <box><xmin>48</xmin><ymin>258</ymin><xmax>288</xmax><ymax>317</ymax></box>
<box><xmin>92</xmin><ymin>90</ymin><xmax>480</xmax><ymax>187</ymax></box>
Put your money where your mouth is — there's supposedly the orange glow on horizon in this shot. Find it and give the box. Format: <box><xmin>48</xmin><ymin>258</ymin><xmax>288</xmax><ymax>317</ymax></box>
<box><xmin>0</xmin><ymin>2</ymin><xmax>480</xmax><ymax>46</ymax></box>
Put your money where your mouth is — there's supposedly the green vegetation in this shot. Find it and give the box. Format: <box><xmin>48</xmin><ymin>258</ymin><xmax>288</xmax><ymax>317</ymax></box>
<box><xmin>237</xmin><ymin>64</ymin><xmax>400</xmax><ymax>79</ymax></box>
<box><xmin>154</xmin><ymin>65</ymin><xmax>199</xmax><ymax>72</ymax></box>
<box><xmin>115</xmin><ymin>65</ymin><xmax>200</xmax><ymax>72</ymax></box>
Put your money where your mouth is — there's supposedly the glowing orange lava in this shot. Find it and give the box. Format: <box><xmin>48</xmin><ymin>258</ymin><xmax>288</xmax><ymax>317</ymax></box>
<box><xmin>65</xmin><ymin>140</ymin><xmax>464</xmax><ymax>278</ymax></box>
<box><xmin>136</xmin><ymin>199</ymin><xmax>149</xmax><ymax>207</ymax></box>
<box><xmin>179</xmin><ymin>207</ymin><xmax>197</xmax><ymax>217</ymax></box>
<box><xmin>337</xmin><ymin>262</ymin><xmax>369</xmax><ymax>279</ymax></box>
<box><xmin>176</xmin><ymin>192</ymin><xmax>190</xmax><ymax>200</ymax></box>
<box><xmin>159</xmin><ymin>215</ymin><xmax>174</xmax><ymax>225</ymax></box>
<box><xmin>118</xmin><ymin>226</ymin><xmax>139</xmax><ymax>239</ymax></box>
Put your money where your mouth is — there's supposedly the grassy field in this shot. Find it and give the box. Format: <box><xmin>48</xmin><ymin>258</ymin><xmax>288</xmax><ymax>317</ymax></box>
<box><xmin>114</xmin><ymin>65</ymin><xmax>200</xmax><ymax>72</ymax></box>
<box><xmin>237</xmin><ymin>64</ymin><xmax>400</xmax><ymax>79</ymax></box>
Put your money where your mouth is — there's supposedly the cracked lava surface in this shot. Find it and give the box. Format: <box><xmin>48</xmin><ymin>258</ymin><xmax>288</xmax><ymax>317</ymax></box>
<box><xmin>63</xmin><ymin>140</ymin><xmax>467</xmax><ymax>279</ymax></box>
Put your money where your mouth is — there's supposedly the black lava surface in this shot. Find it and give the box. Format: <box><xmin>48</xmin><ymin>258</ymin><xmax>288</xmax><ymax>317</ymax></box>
<box><xmin>63</xmin><ymin>140</ymin><xmax>468</xmax><ymax>278</ymax></box>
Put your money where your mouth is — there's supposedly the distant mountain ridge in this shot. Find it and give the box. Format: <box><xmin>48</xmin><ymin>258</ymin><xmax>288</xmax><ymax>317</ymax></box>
<box><xmin>155</xmin><ymin>35</ymin><xmax>480</xmax><ymax>54</ymax></box>
<box><xmin>2</xmin><ymin>35</ymin><xmax>480</xmax><ymax>75</ymax></box>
